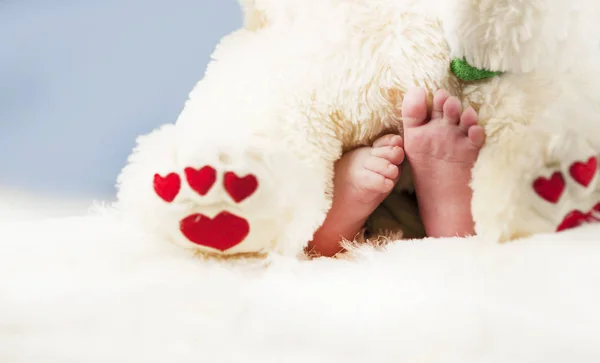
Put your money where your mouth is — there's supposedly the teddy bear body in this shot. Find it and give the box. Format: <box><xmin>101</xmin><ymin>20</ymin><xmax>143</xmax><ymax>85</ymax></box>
<box><xmin>116</xmin><ymin>0</ymin><xmax>600</xmax><ymax>256</ymax></box>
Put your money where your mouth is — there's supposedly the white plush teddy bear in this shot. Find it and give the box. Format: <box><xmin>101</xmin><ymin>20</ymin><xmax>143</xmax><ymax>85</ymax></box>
<box><xmin>116</xmin><ymin>0</ymin><xmax>600</xmax><ymax>257</ymax></box>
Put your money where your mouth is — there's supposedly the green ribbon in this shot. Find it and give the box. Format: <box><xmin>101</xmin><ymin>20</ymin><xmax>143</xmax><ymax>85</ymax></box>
<box><xmin>451</xmin><ymin>58</ymin><xmax>503</xmax><ymax>81</ymax></box>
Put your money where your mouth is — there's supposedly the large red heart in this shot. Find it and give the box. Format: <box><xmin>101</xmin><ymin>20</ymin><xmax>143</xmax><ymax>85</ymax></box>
<box><xmin>224</xmin><ymin>172</ymin><xmax>259</xmax><ymax>203</ymax></box>
<box><xmin>153</xmin><ymin>173</ymin><xmax>181</xmax><ymax>203</ymax></box>
<box><xmin>556</xmin><ymin>203</ymin><xmax>600</xmax><ymax>232</ymax></box>
<box><xmin>185</xmin><ymin>166</ymin><xmax>217</xmax><ymax>196</ymax></box>
<box><xmin>569</xmin><ymin>157</ymin><xmax>598</xmax><ymax>187</ymax></box>
<box><xmin>179</xmin><ymin>212</ymin><xmax>250</xmax><ymax>252</ymax></box>
<box><xmin>533</xmin><ymin>172</ymin><xmax>565</xmax><ymax>204</ymax></box>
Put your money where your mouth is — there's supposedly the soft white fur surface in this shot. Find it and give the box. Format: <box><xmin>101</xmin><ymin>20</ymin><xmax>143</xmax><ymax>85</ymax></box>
<box><xmin>2</xmin><ymin>206</ymin><xmax>600</xmax><ymax>362</ymax></box>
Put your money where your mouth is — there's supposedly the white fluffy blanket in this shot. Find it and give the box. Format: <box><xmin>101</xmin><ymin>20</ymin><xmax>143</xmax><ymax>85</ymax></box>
<box><xmin>2</xmin><ymin>204</ymin><xmax>600</xmax><ymax>363</ymax></box>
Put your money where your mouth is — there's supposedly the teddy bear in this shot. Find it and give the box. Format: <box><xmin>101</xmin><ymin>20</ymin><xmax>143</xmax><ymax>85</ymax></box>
<box><xmin>115</xmin><ymin>0</ymin><xmax>600</xmax><ymax>257</ymax></box>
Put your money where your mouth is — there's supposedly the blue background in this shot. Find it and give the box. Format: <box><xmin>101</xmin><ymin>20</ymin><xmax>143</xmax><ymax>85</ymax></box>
<box><xmin>0</xmin><ymin>0</ymin><xmax>241</xmax><ymax>200</ymax></box>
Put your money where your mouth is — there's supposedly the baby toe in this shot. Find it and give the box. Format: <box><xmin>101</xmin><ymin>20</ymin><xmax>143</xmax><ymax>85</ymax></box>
<box><xmin>357</xmin><ymin>168</ymin><xmax>395</xmax><ymax>194</ymax></box>
<box><xmin>459</xmin><ymin>107</ymin><xmax>479</xmax><ymax>133</ymax></box>
<box><xmin>467</xmin><ymin>125</ymin><xmax>486</xmax><ymax>148</ymax></box>
<box><xmin>401</xmin><ymin>87</ymin><xmax>429</xmax><ymax>128</ymax></box>
<box><xmin>441</xmin><ymin>96</ymin><xmax>462</xmax><ymax>125</ymax></box>
<box><xmin>364</xmin><ymin>155</ymin><xmax>400</xmax><ymax>180</ymax></box>
<box><xmin>373</xmin><ymin>134</ymin><xmax>404</xmax><ymax>148</ymax></box>
<box><xmin>432</xmin><ymin>89</ymin><xmax>450</xmax><ymax>120</ymax></box>
<box><xmin>370</xmin><ymin>145</ymin><xmax>405</xmax><ymax>165</ymax></box>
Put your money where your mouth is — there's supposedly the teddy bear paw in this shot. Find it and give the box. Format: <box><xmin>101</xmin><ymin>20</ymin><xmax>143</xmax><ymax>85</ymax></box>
<box><xmin>152</xmin><ymin>151</ymin><xmax>283</xmax><ymax>255</ymax></box>
<box><xmin>117</xmin><ymin>125</ymin><xmax>290</xmax><ymax>255</ymax></box>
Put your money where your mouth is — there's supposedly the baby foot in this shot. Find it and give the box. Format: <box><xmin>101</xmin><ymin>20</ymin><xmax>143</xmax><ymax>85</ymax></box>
<box><xmin>309</xmin><ymin>134</ymin><xmax>405</xmax><ymax>256</ymax></box>
<box><xmin>402</xmin><ymin>87</ymin><xmax>486</xmax><ymax>238</ymax></box>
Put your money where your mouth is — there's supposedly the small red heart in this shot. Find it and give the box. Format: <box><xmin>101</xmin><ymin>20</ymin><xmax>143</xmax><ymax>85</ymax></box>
<box><xmin>185</xmin><ymin>166</ymin><xmax>217</xmax><ymax>196</ymax></box>
<box><xmin>569</xmin><ymin>156</ymin><xmax>598</xmax><ymax>187</ymax></box>
<box><xmin>533</xmin><ymin>172</ymin><xmax>565</xmax><ymax>204</ymax></box>
<box><xmin>224</xmin><ymin>172</ymin><xmax>259</xmax><ymax>203</ymax></box>
<box><xmin>153</xmin><ymin>173</ymin><xmax>181</xmax><ymax>203</ymax></box>
<box><xmin>557</xmin><ymin>210</ymin><xmax>588</xmax><ymax>232</ymax></box>
<box><xmin>179</xmin><ymin>212</ymin><xmax>250</xmax><ymax>251</ymax></box>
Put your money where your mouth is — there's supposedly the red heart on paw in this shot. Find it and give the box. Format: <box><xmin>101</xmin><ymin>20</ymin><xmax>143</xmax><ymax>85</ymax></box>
<box><xmin>185</xmin><ymin>166</ymin><xmax>217</xmax><ymax>196</ymax></box>
<box><xmin>569</xmin><ymin>157</ymin><xmax>598</xmax><ymax>187</ymax></box>
<box><xmin>591</xmin><ymin>203</ymin><xmax>600</xmax><ymax>221</ymax></box>
<box><xmin>557</xmin><ymin>210</ymin><xmax>588</xmax><ymax>232</ymax></box>
<box><xmin>557</xmin><ymin>203</ymin><xmax>600</xmax><ymax>232</ymax></box>
<box><xmin>224</xmin><ymin>172</ymin><xmax>259</xmax><ymax>203</ymax></box>
<box><xmin>153</xmin><ymin>173</ymin><xmax>181</xmax><ymax>203</ymax></box>
<box><xmin>533</xmin><ymin>172</ymin><xmax>565</xmax><ymax>204</ymax></box>
<box><xmin>179</xmin><ymin>212</ymin><xmax>250</xmax><ymax>251</ymax></box>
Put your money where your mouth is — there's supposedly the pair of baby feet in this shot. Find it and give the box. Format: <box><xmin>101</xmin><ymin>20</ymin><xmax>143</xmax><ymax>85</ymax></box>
<box><xmin>310</xmin><ymin>87</ymin><xmax>486</xmax><ymax>257</ymax></box>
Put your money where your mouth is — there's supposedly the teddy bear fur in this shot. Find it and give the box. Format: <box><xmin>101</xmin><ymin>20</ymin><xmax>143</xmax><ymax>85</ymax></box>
<box><xmin>116</xmin><ymin>0</ymin><xmax>600</xmax><ymax>257</ymax></box>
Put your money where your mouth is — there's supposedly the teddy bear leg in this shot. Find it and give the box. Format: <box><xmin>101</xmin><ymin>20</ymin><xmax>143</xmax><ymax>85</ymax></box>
<box><xmin>116</xmin><ymin>122</ymin><xmax>336</xmax><ymax>257</ymax></box>
<box><xmin>471</xmin><ymin>127</ymin><xmax>600</xmax><ymax>241</ymax></box>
